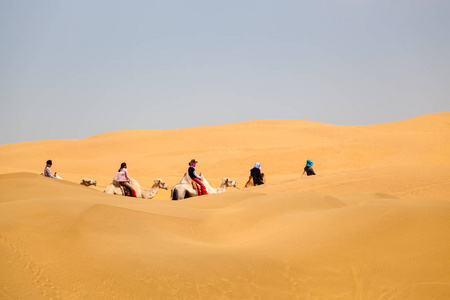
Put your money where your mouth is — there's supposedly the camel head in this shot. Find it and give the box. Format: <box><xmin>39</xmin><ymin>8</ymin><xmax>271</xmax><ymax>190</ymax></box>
<box><xmin>80</xmin><ymin>178</ymin><xmax>97</xmax><ymax>186</ymax></box>
<box><xmin>154</xmin><ymin>179</ymin><xmax>169</xmax><ymax>190</ymax></box>
<box><xmin>222</xmin><ymin>178</ymin><xmax>236</xmax><ymax>188</ymax></box>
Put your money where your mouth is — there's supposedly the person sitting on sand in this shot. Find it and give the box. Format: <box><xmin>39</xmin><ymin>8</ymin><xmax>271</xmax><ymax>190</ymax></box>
<box><xmin>188</xmin><ymin>159</ymin><xmax>207</xmax><ymax>195</ymax></box>
<box><xmin>302</xmin><ymin>159</ymin><xmax>316</xmax><ymax>176</ymax></box>
<box><xmin>250</xmin><ymin>162</ymin><xmax>264</xmax><ymax>185</ymax></box>
<box><xmin>113</xmin><ymin>162</ymin><xmax>137</xmax><ymax>197</ymax></box>
<box><xmin>44</xmin><ymin>160</ymin><xmax>58</xmax><ymax>178</ymax></box>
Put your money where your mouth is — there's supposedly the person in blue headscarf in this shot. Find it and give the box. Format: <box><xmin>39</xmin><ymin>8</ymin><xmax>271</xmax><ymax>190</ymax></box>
<box><xmin>302</xmin><ymin>159</ymin><xmax>316</xmax><ymax>176</ymax></box>
<box><xmin>250</xmin><ymin>162</ymin><xmax>264</xmax><ymax>185</ymax></box>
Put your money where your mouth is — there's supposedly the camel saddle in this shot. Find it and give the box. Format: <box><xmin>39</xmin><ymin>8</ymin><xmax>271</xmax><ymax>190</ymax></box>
<box><xmin>120</xmin><ymin>185</ymin><xmax>133</xmax><ymax>197</ymax></box>
<box><xmin>191</xmin><ymin>179</ymin><xmax>202</xmax><ymax>195</ymax></box>
<box><xmin>191</xmin><ymin>179</ymin><xmax>207</xmax><ymax>196</ymax></box>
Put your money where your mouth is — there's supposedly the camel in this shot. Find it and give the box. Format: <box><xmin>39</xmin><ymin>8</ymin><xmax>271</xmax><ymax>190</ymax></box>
<box><xmin>80</xmin><ymin>178</ymin><xmax>97</xmax><ymax>186</ymax></box>
<box><xmin>103</xmin><ymin>178</ymin><xmax>168</xmax><ymax>199</ymax></box>
<box><xmin>171</xmin><ymin>173</ymin><xmax>236</xmax><ymax>200</ymax></box>
<box><xmin>244</xmin><ymin>173</ymin><xmax>265</xmax><ymax>188</ymax></box>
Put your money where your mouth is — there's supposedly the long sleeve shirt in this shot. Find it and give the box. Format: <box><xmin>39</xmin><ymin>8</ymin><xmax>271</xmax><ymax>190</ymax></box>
<box><xmin>44</xmin><ymin>166</ymin><xmax>55</xmax><ymax>178</ymax></box>
<box><xmin>114</xmin><ymin>168</ymin><xmax>130</xmax><ymax>182</ymax></box>
<box><xmin>188</xmin><ymin>166</ymin><xmax>201</xmax><ymax>179</ymax></box>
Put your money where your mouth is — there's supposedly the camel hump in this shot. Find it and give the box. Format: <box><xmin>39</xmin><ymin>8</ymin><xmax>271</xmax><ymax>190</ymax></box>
<box><xmin>179</xmin><ymin>173</ymin><xmax>191</xmax><ymax>184</ymax></box>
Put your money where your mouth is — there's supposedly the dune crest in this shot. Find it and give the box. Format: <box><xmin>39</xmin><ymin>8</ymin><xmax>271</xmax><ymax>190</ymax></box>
<box><xmin>1</xmin><ymin>113</ymin><xmax>450</xmax><ymax>299</ymax></box>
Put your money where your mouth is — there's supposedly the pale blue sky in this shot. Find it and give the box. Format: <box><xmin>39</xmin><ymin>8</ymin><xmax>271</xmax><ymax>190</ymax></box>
<box><xmin>1</xmin><ymin>0</ymin><xmax>449</xmax><ymax>144</ymax></box>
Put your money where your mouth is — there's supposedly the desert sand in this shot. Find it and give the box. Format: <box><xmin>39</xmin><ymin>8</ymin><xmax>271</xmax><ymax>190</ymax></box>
<box><xmin>1</xmin><ymin>112</ymin><xmax>449</xmax><ymax>299</ymax></box>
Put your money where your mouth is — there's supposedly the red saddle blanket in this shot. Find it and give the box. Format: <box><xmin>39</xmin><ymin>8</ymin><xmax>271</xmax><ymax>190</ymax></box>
<box><xmin>191</xmin><ymin>180</ymin><xmax>207</xmax><ymax>195</ymax></box>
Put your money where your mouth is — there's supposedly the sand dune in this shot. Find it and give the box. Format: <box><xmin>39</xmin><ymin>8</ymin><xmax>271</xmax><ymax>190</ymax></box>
<box><xmin>1</xmin><ymin>113</ymin><xmax>450</xmax><ymax>299</ymax></box>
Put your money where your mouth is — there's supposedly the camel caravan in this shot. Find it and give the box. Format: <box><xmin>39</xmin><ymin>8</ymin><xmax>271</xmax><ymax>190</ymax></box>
<box><xmin>42</xmin><ymin>158</ymin><xmax>277</xmax><ymax>200</ymax></box>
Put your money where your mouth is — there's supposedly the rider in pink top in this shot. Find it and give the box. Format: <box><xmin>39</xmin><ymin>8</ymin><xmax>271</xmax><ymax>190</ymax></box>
<box><xmin>113</xmin><ymin>162</ymin><xmax>137</xmax><ymax>197</ymax></box>
<box><xmin>114</xmin><ymin>166</ymin><xmax>130</xmax><ymax>182</ymax></box>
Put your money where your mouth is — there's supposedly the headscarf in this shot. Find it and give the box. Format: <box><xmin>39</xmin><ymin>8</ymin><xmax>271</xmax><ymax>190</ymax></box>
<box><xmin>306</xmin><ymin>160</ymin><xmax>313</xmax><ymax>167</ymax></box>
<box><xmin>253</xmin><ymin>162</ymin><xmax>261</xmax><ymax>169</ymax></box>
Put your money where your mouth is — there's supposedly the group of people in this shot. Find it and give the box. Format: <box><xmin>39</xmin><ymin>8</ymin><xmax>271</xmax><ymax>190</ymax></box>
<box><xmin>248</xmin><ymin>159</ymin><xmax>316</xmax><ymax>186</ymax></box>
<box><xmin>44</xmin><ymin>158</ymin><xmax>316</xmax><ymax>197</ymax></box>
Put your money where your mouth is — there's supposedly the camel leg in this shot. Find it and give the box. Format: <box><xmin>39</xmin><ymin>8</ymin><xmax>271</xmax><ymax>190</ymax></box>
<box><xmin>172</xmin><ymin>189</ymin><xmax>178</xmax><ymax>200</ymax></box>
<box><xmin>172</xmin><ymin>188</ymin><xmax>185</xmax><ymax>200</ymax></box>
<box><xmin>245</xmin><ymin>176</ymin><xmax>254</xmax><ymax>188</ymax></box>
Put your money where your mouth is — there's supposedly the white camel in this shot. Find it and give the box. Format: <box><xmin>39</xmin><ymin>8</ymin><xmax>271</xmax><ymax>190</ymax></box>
<box><xmin>171</xmin><ymin>173</ymin><xmax>236</xmax><ymax>200</ymax></box>
<box><xmin>103</xmin><ymin>178</ymin><xmax>168</xmax><ymax>199</ymax></box>
<box><xmin>80</xmin><ymin>178</ymin><xmax>97</xmax><ymax>186</ymax></box>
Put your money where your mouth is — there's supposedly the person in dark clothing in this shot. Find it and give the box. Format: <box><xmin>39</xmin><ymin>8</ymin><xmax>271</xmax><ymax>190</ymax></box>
<box><xmin>188</xmin><ymin>159</ymin><xmax>207</xmax><ymax>195</ymax></box>
<box><xmin>302</xmin><ymin>159</ymin><xmax>316</xmax><ymax>176</ymax></box>
<box><xmin>250</xmin><ymin>162</ymin><xmax>264</xmax><ymax>185</ymax></box>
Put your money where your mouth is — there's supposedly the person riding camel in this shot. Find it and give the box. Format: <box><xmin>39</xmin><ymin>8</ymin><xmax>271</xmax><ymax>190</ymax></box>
<box><xmin>44</xmin><ymin>160</ymin><xmax>58</xmax><ymax>178</ymax></box>
<box><xmin>188</xmin><ymin>159</ymin><xmax>207</xmax><ymax>195</ymax></box>
<box><xmin>250</xmin><ymin>162</ymin><xmax>264</xmax><ymax>185</ymax></box>
<box><xmin>113</xmin><ymin>162</ymin><xmax>137</xmax><ymax>197</ymax></box>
